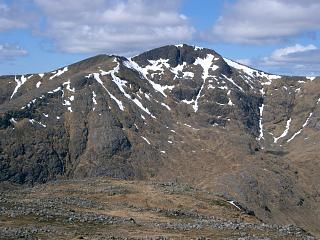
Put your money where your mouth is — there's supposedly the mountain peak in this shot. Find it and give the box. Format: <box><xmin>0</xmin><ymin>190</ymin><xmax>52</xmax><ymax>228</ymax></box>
<box><xmin>132</xmin><ymin>43</ymin><xmax>221</xmax><ymax>67</ymax></box>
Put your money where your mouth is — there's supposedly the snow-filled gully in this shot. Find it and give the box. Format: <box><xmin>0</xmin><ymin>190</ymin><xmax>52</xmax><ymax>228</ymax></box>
<box><xmin>89</xmin><ymin>58</ymin><xmax>156</xmax><ymax>119</ymax></box>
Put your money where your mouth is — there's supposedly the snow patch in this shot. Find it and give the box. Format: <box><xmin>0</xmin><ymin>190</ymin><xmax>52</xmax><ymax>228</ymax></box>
<box><xmin>10</xmin><ymin>75</ymin><xmax>28</xmax><ymax>99</ymax></box>
<box><xmin>92</xmin><ymin>91</ymin><xmax>97</xmax><ymax>111</ymax></box>
<box><xmin>49</xmin><ymin>67</ymin><xmax>68</xmax><ymax>80</ymax></box>
<box><xmin>306</xmin><ymin>77</ymin><xmax>316</xmax><ymax>81</ymax></box>
<box><xmin>63</xmin><ymin>80</ymin><xmax>75</xmax><ymax>92</ymax></box>
<box><xmin>227</xmin><ymin>90</ymin><xmax>234</xmax><ymax>106</ymax></box>
<box><xmin>161</xmin><ymin>102</ymin><xmax>171</xmax><ymax>110</ymax></box>
<box><xmin>224</xmin><ymin>58</ymin><xmax>281</xmax><ymax>85</ymax></box>
<box><xmin>170</xmin><ymin>62</ymin><xmax>186</xmax><ymax>77</ymax></box>
<box><xmin>124</xmin><ymin>59</ymin><xmax>174</xmax><ymax>97</ymax></box>
<box><xmin>224</xmin><ymin>58</ymin><xmax>256</xmax><ymax>77</ymax></box>
<box><xmin>63</xmin><ymin>100</ymin><xmax>71</xmax><ymax>106</ymax></box>
<box><xmin>10</xmin><ymin>118</ymin><xmax>17</xmax><ymax>124</ymax></box>
<box><xmin>192</xmin><ymin>54</ymin><xmax>219</xmax><ymax>112</ymax></box>
<box><xmin>183</xmin><ymin>71</ymin><xmax>194</xmax><ymax>78</ymax></box>
<box><xmin>144</xmin><ymin>93</ymin><xmax>151</xmax><ymax>100</ymax></box>
<box><xmin>182</xmin><ymin>99</ymin><xmax>194</xmax><ymax>105</ymax></box>
<box><xmin>105</xmin><ymin>59</ymin><xmax>156</xmax><ymax>118</ymax></box>
<box><xmin>274</xmin><ymin>118</ymin><xmax>291</xmax><ymax>143</ymax></box>
<box><xmin>48</xmin><ymin>87</ymin><xmax>62</xmax><ymax>94</ymax></box>
<box><xmin>218</xmin><ymin>86</ymin><xmax>228</xmax><ymax>90</ymax></box>
<box><xmin>227</xmin><ymin>200</ymin><xmax>241</xmax><ymax>210</ymax></box>
<box><xmin>141</xmin><ymin>136</ymin><xmax>150</xmax><ymax>145</ymax></box>
<box><xmin>91</xmin><ymin>73</ymin><xmax>124</xmax><ymax>111</ymax></box>
<box><xmin>221</xmin><ymin>74</ymin><xmax>244</xmax><ymax>92</ymax></box>
<box><xmin>287</xmin><ymin>113</ymin><xmax>313</xmax><ymax>143</ymax></box>
<box><xmin>170</xmin><ymin>62</ymin><xmax>194</xmax><ymax>79</ymax></box>
<box><xmin>22</xmin><ymin>95</ymin><xmax>47</xmax><ymax>110</ymax></box>
<box><xmin>258</xmin><ymin>104</ymin><xmax>265</xmax><ymax>140</ymax></box>
<box><xmin>29</xmin><ymin>119</ymin><xmax>46</xmax><ymax>128</ymax></box>
<box><xmin>194</xmin><ymin>45</ymin><xmax>203</xmax><ymax>51</ymax></box>
<box><xmin>208</xmin><ymin>84</ymin><xmax>215</xmax><ymax>90</ymax></box>
<box><xmin>92</xmin><ymin>91</ymin><xmax>97</xmax><ymax>104</ymax></box>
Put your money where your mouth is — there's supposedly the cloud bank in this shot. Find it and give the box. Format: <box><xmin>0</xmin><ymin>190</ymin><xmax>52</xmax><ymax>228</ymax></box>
<box><xmin>207</xmin><ymin>0</ymin><xmax>320</xmax><ymax>44</ymax></box>
<box><xmin>0</xmin><ymin>44</ymin><xmax>28</xmax><ymax>60</ymax></box>
<box><xmin>34</xmin><ymin>0</ymin><xmax>195</xmax><ymax>55</ymax></box>
<box><xmin>0</xmin><ymin>1</ymin><xmax>29</xmax><ymax>32</ymax></box>
<box><xmin>1</xmin><ymin>0</ymin><xmax>320</xmax><ymax>76</ymax></box>
<box><xmin>259</xmin><ymin>44</ymin><xmax>320</xmax><ymax>76</ymax></box>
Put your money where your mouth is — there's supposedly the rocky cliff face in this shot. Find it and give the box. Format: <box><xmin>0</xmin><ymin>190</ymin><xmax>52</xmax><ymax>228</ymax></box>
<box><xmin>0</xmin><ymin>44</ymin><xmax>320</xmax><ymax>236</ymax></box>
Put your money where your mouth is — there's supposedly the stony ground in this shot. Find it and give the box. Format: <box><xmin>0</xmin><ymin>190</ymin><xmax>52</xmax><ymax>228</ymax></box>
<box><xmin>0</xmin><ymin>178</ymin><xmax>315</xmax><ymax>239</ymax></box>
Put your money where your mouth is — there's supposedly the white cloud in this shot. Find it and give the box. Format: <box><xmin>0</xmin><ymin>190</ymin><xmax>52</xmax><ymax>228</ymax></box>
<box><xmin>34</xmin><ymin>0</ymin><xmax>195</xmax><ymax>55</ymax></box>
<box><xmin>0</xmin><ymin>44</ymin><xmax>28</xmax><ymax>60</ymax></box>
<box><xmin>262</xmin><ymin>44</ymin><xmax>318</xmax><ymax>65</ymax></box>
<box><xmin>258</xmin><ymin>44</ymin><xmax>320</xmax><ymax>76</ymax></box>
<box><xmin>206</xmin><ymin>0</ymin><xmax>320</xmax><ymax>44</ymax></box>
<box><xmin>0</xmin><ymin>1</ymin><xmax>31</xmax><ymax>32</ymax></box>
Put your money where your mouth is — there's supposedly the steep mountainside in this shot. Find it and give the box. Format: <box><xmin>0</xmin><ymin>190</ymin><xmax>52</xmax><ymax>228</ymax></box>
<box><xmin>0</xmin><ymin>44</ymin><xmax>319</xmax><ymax>236</ymax></box>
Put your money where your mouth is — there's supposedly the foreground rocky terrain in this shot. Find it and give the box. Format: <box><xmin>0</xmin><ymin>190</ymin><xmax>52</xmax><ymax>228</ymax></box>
<box><xmin>0</xmin><ymin>177</ymin><xmax>315</xmax><ymax>239</ymax></box>
<box><xmin>0</xmin><ymin>44</ymin><xmax>320</xmax><ymax>237</ymax></box>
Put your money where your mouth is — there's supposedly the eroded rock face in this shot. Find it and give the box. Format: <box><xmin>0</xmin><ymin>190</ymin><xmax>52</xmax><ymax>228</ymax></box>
<box><xmin>1</xmin><ymin>44</ymin><xmax>320</xmax><ymax>236</ymax></box>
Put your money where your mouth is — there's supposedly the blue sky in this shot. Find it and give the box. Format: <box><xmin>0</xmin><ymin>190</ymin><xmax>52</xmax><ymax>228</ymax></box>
<box><xmin>1</xmin><ymin>0</ymin><xmax>320</xmax><ymax>76</ymax></box>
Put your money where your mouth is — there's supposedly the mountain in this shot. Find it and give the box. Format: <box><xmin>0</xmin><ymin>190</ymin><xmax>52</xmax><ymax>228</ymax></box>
<box><xmin>0</xmin><ymin>44</ymin><xmax>320</xmax><ymax>236</ymax></box>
